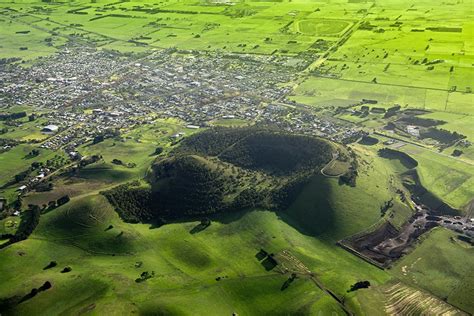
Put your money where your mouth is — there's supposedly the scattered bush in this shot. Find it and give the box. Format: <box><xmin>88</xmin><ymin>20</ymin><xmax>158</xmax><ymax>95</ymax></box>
<box><xmin>135</xmin><ymin>271</ymin><xmax>155</xmax><ymax>283</ymax></box>
<box><xmin>43</xmin><ymin>261</ymin><xmax>57</xmax><ymax>270</ymax></box>
<box><xmin>61</xmin><ymin>266</ymin><xmax>72</xmax><ymax>273</ymax></box>
<box><xmin>348</xmin><ymin>281</ymin><xmax>370</xmax><ymax>292</ymax></box>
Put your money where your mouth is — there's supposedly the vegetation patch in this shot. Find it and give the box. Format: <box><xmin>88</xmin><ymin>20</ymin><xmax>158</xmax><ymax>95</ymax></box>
<box><xmin>104</xmin><ymin>127</ymin><xmax>335</xmax><ymax>225</ymax></box>
<box><xmin>358</xmin><ymin>135</ymin><xmax>378</xmax><ymax>146</ymax></box>
<box><xmin>218</xmin><ymin>130</ymin><xmax>333</xmax><ymax>175</ymax></box>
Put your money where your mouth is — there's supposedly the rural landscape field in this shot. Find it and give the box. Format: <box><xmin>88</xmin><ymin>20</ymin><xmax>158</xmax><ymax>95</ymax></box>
<box><xmin>0</xmin><ymin>0</ymin><xmax>473</xmax><ymax>315</ymax></box>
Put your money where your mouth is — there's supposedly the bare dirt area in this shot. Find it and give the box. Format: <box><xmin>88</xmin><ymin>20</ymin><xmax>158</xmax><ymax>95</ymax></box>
<box><xmin>339</xmin><ymin>202</ymin><xmax>474</xmax><ymax>268</ymax></box>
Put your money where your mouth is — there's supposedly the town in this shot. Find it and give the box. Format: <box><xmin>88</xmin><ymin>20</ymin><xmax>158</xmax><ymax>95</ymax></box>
<box><xmin>1</xmin><ymin>43</ymin><xmax>361</xmax><ymax>156</ymax></box>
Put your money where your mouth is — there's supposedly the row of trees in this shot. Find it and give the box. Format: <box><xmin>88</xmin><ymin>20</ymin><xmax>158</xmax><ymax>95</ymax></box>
<box><xmin>153</xmin><ymin>156</ymin><xmax>227</xmax><ymax>217</ymax></box>
<box><xmin>339</xmin><ymin>149</ymin><xmax>359</xmax><ymax>187</ymax></box>
<box><xmin>0</xmin><ymin>111</ymin><xmax>26</xmax><ymax>121</ymax></box>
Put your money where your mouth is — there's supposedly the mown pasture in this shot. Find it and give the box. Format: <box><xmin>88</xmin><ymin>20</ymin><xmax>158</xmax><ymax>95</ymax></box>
<box><xmin>400</xmin><ymin>144</ymin><xmax>474</xmax><ymax>210</ymax></box>
<box><xmin>391</xmin><ymin>228</ymin><xmax>474</xmax><ymax>314</ymax></box>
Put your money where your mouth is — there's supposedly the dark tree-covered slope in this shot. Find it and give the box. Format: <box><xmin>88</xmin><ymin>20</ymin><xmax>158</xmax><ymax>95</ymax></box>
<box><xmin>103</xmin><ymin>127</ymin><xmax>335</xmax><ymax>223</ymax></box>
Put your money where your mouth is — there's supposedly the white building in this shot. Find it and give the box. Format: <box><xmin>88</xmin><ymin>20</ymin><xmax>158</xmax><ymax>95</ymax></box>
<box><xmin>41</xmin><ymin>124</ymin><xmax>59</xmax><ymax>134</ymax></box>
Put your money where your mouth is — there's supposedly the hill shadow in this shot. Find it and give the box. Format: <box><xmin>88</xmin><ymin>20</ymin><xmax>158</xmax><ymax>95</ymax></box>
<box><xmin>278</xmin><ymin>175</ymin><xmax>336</xmax><ymax>237</ymax></box>
<box><xmin>378</xmin><ymin>148</ymin><xmax>418</xmax><ymax>170</ymax></box>
<box><xmin>145</xmin><ymin>175</ymin><xmax>337</xmax><ymax>239</ymax></box>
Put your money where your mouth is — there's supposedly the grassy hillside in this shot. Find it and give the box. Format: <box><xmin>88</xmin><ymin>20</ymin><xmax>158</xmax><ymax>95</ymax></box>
<box><xmin>21</xmin><ymin>118</ymin><xmax>188</xmax><ymax>207</ymax></box>
<box><xmin>0</xmin><ymin>194</ymin><xmax>391</xmax><ymax>315</ymax></box>
<box><xmin>2</xmin><ymin>130</ymin><xmax>471</xmax><ymax>315</ymax></box>
<box><xmin>284</xmin><ymin>143</ymin><xmax>413</xmax><ymax>240</ymax></box>
<box><xmin>391</xmin><ymin>228</ymin><xmax>474</xmax><ymax>314</ymax></box>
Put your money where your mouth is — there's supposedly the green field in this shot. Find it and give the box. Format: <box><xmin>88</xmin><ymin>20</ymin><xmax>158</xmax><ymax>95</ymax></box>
<box><xmin>0</xmin><ymin>0</ymin><xmax>370</xmax><ymax>58</ymax></box>
<box><xmin>0</xmin><ymin>194</ymin><xmax>391</xmax><ymax>315</ymax></box>
<box><xmin>401</xmin><ymin>144</ymin><xmax>474</xmax><ymax>210</ymax></box>
<box><xmin>392</xmin><ymin>228</ymin><xmax>474</xmax><ymax>313</ymax></box>
<box><xmin>0</xmin><ymin>145</ymin><xmax>61</xmax><ymax>187</ymax></box>
<box><xmin>1</xmin><ymin>0</ymin><xmax>473</xmax><ymax>314</ymax></box>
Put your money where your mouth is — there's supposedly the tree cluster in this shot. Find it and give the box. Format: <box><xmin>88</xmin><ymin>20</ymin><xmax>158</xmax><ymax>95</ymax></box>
<box><xmin>103</xmin><ymin>184</ymin><xmax>153</xmax><ymax>223</ymax></box>
<box><xmin>420</xmin><ymin>127</ymin><xmax>466</xmax><ymax>145</ymax></box>
<box><xmin>1</xmin><ymin>206</ymin><xmax>41</xmax><ymax>249</ymax></box>
<box><xmin>153</xmin><ymin>156</ymin><xmax>226</xmax><ymax>217</ymax></box>
<box><xmin>175</xmin><ymin>126</ymin><xmax>255</xmax><ymax>156</ymax></box>
<box><xmin>0</xmin><ymin>111</ymin><xmax>27</xmax><ymax>121</ymax></box>
<box><xmin>219</xmin><ymin>131</ymin><xmax>332</xmax><ymax>176</ymax></box>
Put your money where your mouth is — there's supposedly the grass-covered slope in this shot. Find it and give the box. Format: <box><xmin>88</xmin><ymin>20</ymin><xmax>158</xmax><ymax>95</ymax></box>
<box><xmin>391</xmin><ymin>228</ymin><xmax>474</xmax><ymax>314</ymax></box>
<box><xmin>2</xmin><ymin>129</ymin><xmax>470</xmax><ymax>315</ymax></box>
<box><xmin>284</xmin><ymin>143</ymin><xmax>415</xmax><ymax>240</ymax></box>
<box><xmin>0</xmin><ymin>194</ymin><xmax>390</xmax><ymax>315</ymax></box>
<box><xmin>34</xmin><ymin>195</ymin><xmax>136</xmax><ymax>255</ymax></box>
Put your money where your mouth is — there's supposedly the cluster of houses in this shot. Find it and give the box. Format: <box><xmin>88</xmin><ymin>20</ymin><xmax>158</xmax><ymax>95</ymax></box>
<box><xmin>17</xmin><ymin>166</ymin><xmax>51</xmax><ymax>194</ymax></box>
<box><xmin>38</xmin><ymin>107</ymin><xmax>152</xmax><ymax>151</ymax></box>
<box><xmin>104</xmin><ymin>49</ymin><xmax>296</xmax><ymax>126</ymax></box>
<box><xmin>1</xmin><ymin>43</ymin><xmax>364</xmax><ymax>162</ymax></box>
<box><xmin>0</xmin><ymin>43</ymin><xmax>124</xmax><ymax>110</ymax></box>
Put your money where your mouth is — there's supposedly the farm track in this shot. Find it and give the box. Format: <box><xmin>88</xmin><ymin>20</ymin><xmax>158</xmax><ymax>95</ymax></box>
<box><xmin>313</xmin><ymin>75</ymin><xmax>459</xmax><ymax>93</ymax></box>
<box><xmin>320</xmin><ymin>152</ymin><xmax>346</xmax><ymax>178</ymax></box>
<box><xmin>276</xmin><ymin>250</ymin><xmax>354</xmax><ymax>315</ymax></box>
